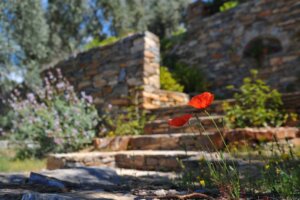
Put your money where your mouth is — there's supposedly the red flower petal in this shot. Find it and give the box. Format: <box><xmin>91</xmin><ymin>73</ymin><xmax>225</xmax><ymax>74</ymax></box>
<box><xmin>168</xmin><ymin>114</ymin><xmax>193</xmax><ymax>127</ymax></box>
<box><xmin>188</xmin><ymin>92</ymin><xmax>214</xmax><ymax>109</ymax></box>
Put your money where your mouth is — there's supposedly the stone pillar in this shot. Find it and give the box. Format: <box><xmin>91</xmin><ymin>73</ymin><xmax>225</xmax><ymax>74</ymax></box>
<box><xmin>143</xmin><ymin>32</ymin><xmax>160</xmax><ymax>92</ymax></box>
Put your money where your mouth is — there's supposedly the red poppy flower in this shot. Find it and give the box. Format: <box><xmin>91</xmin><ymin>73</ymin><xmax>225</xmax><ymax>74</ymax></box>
<box><xmin>168</xmin><ymin>114</ymin><xmax>193</xmax><ymax>127</ymax></box>
<box><xmin>188</xmin><ymin>92</ymin><xmax>214</xmax><ymax>109</ymax></box>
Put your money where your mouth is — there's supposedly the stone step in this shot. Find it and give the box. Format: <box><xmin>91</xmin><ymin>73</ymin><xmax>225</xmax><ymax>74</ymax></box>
<box><xmin>47</xmin><ymin>150</ymin><xmax>225</xmax><ymax>172</ymax></box>
<box><xmin>93</xmin><ymin>127</ymin><xmax>299</xmax><ymax>152</ymax></box>
<box><xmin>144</xmin><ymin>115</ymin><xmax>224</xmax><ymax>134</ymax></box>
<box><xmin>115</xmin><ymin>151</ymin><xmax>223</xmax><ymax>172</ymax></box>
<box><xmin>147</xmin><ymin>99</ymin><xmax>229</xmax><ymax>121</ymax></box>
<box><xmin>145</xmin><ymin>92</ymin><xmax>300</xmax><ymax>123</ymax></box>
<box><xmin>93</xmin><ymin>132</ymin><xmax>224</xmax><ymax>151</ymax></box>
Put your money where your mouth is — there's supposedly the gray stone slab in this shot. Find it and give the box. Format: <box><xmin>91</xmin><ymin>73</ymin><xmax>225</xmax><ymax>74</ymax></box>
<box><xmin>0</xmin><ymin>173</ymin><xmax>28</xmax><ymax>185</ymax></box>
<box><xmin>39</xmin><ymin>167</ymin><xmax>121</xmax><ymax>190</ymax></box>
<box><xmin>0</xmin><ymin>189</ymin><xmax>136</xmax><ymax>200</ymax></box>
<box><xmin>21</xmin><ymin>192</ymin><xmax>75</xmax><ymax>200</ymax></box>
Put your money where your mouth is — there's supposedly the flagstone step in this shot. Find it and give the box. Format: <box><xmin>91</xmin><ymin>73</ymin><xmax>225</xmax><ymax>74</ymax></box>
<box><xmin>93</xmin><ymin>132</ymin><xmax>224</xmax><ymax>152</ymax></box>
<box><xmin>114</xmin><ymin>151</ymin><xmax>225</xmax><ymax>172</ymax></box>
<box><xmin>145</xmin><ymin>92</ymin><xmax>300</xmax><ymax>124</ymax></box>
<box><xmin>144</xmin><ymin>115</ymin><xmax>224</xmax><ymax>134</ymax></box>
<box><xmin>46</xmin><ymin>150</ymin><xmax>225</xmax><ymax>172</ymax></box>
<box><xmin>94</xmin><ymin>127</ymin><xmax>299</xmax><ymax>152</ymax></box>
<box><xmin>147</xmin><ymin>99</ymin><xmax>229</xmax><ymax>121</ymax></box>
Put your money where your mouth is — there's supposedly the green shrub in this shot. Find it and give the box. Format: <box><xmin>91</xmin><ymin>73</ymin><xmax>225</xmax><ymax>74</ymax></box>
<box><xmin>99</xmin><ymin>93</ymin><xmax>153</xmax><ymax>137</ymax></box>
<box><xmin>223</xmin><ymin>70</ymin><xmax>297</xmax><ymax>128</ymax></box>
<box><xmin>160</xmin><ymin>66</ymin><xmax>184</xmax><ymax>92</ymax></box>
<box><xmin>220</xmin><ymin>1</ymin><xmax>238</xmax><ymax>12</ymax></box>
<box><xmin>100</xmin><ymin>106</ymin><xmax>148</xmax><ymax>137</ymax></box>
<box><xmin>261</xmin><ymin>163</ymin><xmax>300</xmax><ymax>199</ymax></box>
<box><xmin>173</xmin><ymin>63</ymin><xmax>207</xmax><ymax>94</ymax></box>
<box><xmin>7</xmin><ymin>69</ymin><xmax>99</xmax><ymax>159</ymax></box>
<box><xmin>84</xmin><ymin>36</ymin><xmax>120</xmax><ymax>50</ymax></box>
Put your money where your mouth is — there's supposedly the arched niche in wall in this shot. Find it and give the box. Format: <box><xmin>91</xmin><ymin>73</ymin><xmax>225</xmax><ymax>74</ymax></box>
<box><xmin>243</xmin><ymin>37</ymin><xmax>282</xmax><ymax>68</ymax></box>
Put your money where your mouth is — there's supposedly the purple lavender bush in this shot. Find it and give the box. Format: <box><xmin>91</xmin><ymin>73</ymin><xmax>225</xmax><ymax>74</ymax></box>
<box><xmin>7</xmin><ymin>69</ymin><xmax>98</xmax><ymax>159</ymax></box>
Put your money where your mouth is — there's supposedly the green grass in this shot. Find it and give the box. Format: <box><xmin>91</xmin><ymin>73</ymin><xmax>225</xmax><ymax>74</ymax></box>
<box><xmin>0</xmin><ymin>149</ymin><xmax>46</xmax><ymax>172</ymax></box>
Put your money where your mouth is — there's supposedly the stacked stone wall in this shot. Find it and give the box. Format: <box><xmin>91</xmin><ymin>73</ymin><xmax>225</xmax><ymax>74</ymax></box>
<box><xmin>44</xmin><ymin>32</ymin><xmax>188</xmax><ymax>110</ymax></box>
<box><xmin>174</xmin><ymin>0</ymin><xmax>300</xmax><ymax>97</ymax></box>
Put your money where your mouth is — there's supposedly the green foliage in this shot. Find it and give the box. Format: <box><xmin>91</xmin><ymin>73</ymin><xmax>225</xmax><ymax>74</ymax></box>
<box><xmin>99</xmin><ymin>0</ymin><xmax>191</xmax><ymax>38</ymax></box>
<box><xmin>223</xmin><ymin>70</ymin><xmax>297</xmax><ymax>128</ymax></box>
<box><xmin>220</xmin><ymin>1</ymin><xmax>238</xmax><ymax>12</ymax></box>
<box><xmin>0</xmin><ymin>0</ymin><xmax>191</xmax><ymax>96</ymax></box>
<box><xmin>99</xmin><ymin>94</ymin><xmax>153</xmax><ymax>137</ymax></box>
<box><xmin>101</xmin><ymin>107</ymin><xmax>148</xmax><ymax>137</ymax></box>
<box><xmin>84</xmin><ymin>37</ymin><xmax>120</xmax><ymax>50</ymax></box>
<box><xmin>173</xmin><ymin>63</ymin><xmax>207</xmax><ymax>94</ymax></box>
<box><xmin>261</xmin><ymin>164</ymin><xmax>300</xmax><ymax>199</ymax></box>
<box><xmin>7</xmin><ymin>69</ymin><xmax>99</xmax><ymax>159</ymax></box>
<box><xmin>0</xmin><ymin>0</ymin><xmax>93</xmax><ymax>95</ymax></box>
<box><xmin>160</xmin><ymin>66</ymin><xmax>184</xmax><ymax>92</ymax></box>
<box><xmin>0</xmin><ymin>0</ymin><xmax>47</xmax><ymax>93</ymax></box>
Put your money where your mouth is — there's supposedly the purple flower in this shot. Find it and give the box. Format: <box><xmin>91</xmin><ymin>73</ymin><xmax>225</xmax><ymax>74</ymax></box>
<box><xmin>54</xmin><ymin>137</ymin><xmax>63</xmax><ymax>145</ymax></box>
<box><xmin>27</xmin><ymin>93</ymin><xmax>35</xmax><ymax>102</ymax></box>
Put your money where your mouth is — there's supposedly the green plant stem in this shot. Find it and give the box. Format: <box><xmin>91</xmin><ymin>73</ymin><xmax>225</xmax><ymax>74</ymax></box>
<box><xmin>187</xmin><ymin>120</ymin><xmax>218</xmax><ymax>183</ymax></box>
<box><xmin>204</xmin><ymin>110</ymin><xmax>230</xmax><ymax>153</ymax></box>
<box><xmin>203</xmin><ymin>110</ymin><xmax>240</xmax><ymax>199</ymax></box>
<box><xmin>194</xmin><ymin>114</ymin><xmax>233</xmax><ymax>183</ymax></box>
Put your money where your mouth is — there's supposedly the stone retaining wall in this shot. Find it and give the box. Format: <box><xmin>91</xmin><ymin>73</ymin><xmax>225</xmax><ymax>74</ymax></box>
<box><xmin>173</xmin><ymin>0</ymin><xmax>300</xmax><ymax>97</ymax></box>
<box><xmin>43</xmin><ymin>32</ymin><xmax>188</xmax><ymax>110</ymax></box>
<box><xmin>93</xmin><ymin>127</ymin><xmax>299</xmax><ymax>152</ymax></box>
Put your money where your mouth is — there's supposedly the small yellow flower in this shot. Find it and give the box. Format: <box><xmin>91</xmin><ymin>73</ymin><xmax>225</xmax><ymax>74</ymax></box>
<box><xmin>200</xmin><ymin>179</ymin><xmax>205</xmax><ymax>187</ymax></box>
<box><xmin>276</xmin><ymin>168</ymin><xmax>281</xmax><ymax>174</ymax></box>
<box><xmin>265</xmin><ymin>164</ymin><xmax>270</xmax><ymax>170</ymax></box>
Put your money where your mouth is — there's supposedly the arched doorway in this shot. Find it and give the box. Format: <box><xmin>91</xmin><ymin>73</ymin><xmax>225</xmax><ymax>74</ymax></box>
<box><xmin>243</xmin><ymin>37</ymin><xmax>282</xmax><ymax>68</ymax></box>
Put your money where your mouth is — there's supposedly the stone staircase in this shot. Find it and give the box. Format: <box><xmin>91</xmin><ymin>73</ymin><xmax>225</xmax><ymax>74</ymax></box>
<box><xmin>47</xmin><ymin>99</ymin><xmax>227</xmax><ymax>172</ymax></box>
<box><xmin>46</xmin><ymin>93</ymin><xmax>300</xmax><ymax>174</ymax></box>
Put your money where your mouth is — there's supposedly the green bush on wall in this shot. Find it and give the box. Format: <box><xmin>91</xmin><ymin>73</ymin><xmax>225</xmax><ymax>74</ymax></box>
<box><xmin>84</xmin><ymin>36</ymin><xmax>120</xmax><ymax>50</ymax></box>
<box><xmin>223</xmin><ymin>70</ymin><xmax>297</xmax><ymax>128</ymax></box>
<box><xmin>160</xmin><ymin>66</ymin><xmax>184</xmax><ymax>92</ymax></box>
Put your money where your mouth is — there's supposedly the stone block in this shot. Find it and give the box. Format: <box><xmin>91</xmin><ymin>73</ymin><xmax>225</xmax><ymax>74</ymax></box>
<box><xmin>127</xmin><ymin>77</ymin><xmax>142</xmax><ymax>86</ymax></box>
<box><xmin>115</xmin><ymin>154</ymin><xmax>145</xmax><ymax>169</ymax></box>
<box><xmin>47</xmin><ymin>156</ymin><xmax>66</xmax><ymax>170</ymax></box>
<box><xmin>144</xmin><ymin>51</ymin><xmax>155</xmax><ymax>59</ymax></box>
<box><xmin>93</xmin><ymin>137</ymin><xmax>130</xmax><ymax>151</ymax></box>
<box><xmin>85</xmin><ymin>68</ymin><xmax>98</xmax><ymax>76</ymax></box>
<box><xmin>77</xmin><ymin>80</ymin><xmax>91</xmax><ymax>90</ymax></box>
<box><xmin>225</xmin><ymin>127</ymin><xmax>298</xmax><ymax>143</ymax></box>
<box><xmin>289</xmin><ymin>138</ymin><xmax>300</xmax><ymax>147</ymax></box>
<box><xmin>102</xmin><ymin>86</ymin><xmax>113</xmax><ymax>95</ymax></box>
<box><xmin>110</xmin><ymin>98</ymin><xmax>130</xmax><ymax>106</ymax></box>
<box><xmin>158</xmin><ymin>158</ymin><xmax>181</xmax><ymax>171</ymax></box>
<box><xmin>146</xmin><ymin>157</ymin><xmax>159</xmax><ymax>167</ymax></box>
<box><xmin>102</xmin><ymin>70</ymin><xmax>118</xmax><ymax>77</ymax></box>
<box><xmin>93</xmin><ymin>79</ymin><xmax>107</xmax><ymax>88</ymax></box>
<box><xmin>273</xmin><ymin>127</ymin><xmax>298</xmax><ymax>140</ymax></box>
<box><xmin>258</xmin><ymin>10</ymin><xmax>272</xmax><ymax>17</ymax></box>
<box><xmin>270</xmin><ymin>57</ymin><xmax>283</xmax><ymax>66</ymax></box>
